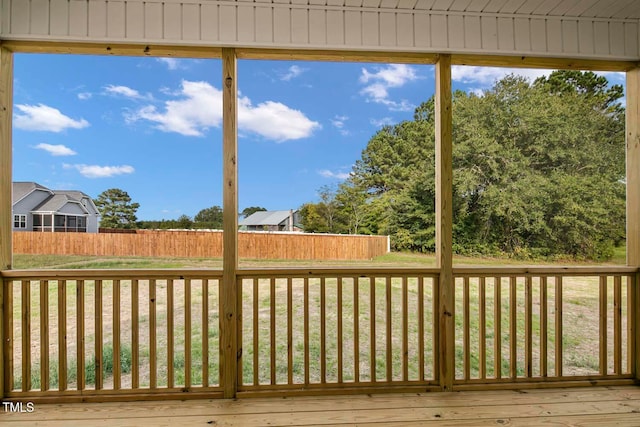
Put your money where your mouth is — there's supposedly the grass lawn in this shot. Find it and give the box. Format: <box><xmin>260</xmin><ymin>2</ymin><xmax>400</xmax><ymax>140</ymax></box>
<box><xmin>12</xmin><ymin>247</ymin><xmax>628</xmax><ymax>270</ymax></box>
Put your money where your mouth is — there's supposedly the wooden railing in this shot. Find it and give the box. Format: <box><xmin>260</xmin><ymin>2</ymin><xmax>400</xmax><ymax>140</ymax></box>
<box><xmin>1</xmin><ymin>269</ymin><xmax>223</xmax><ymax>402</ymax></box>
<box><xmin>1</xmin><ymin>266</ymin><xmax>637</xmax><ymax>401</ymax></box>
<box><xmin>237</xmin><ymin>268</ymin><xmax>441</xmax><ymax>395</ymax></box>
<box><xmin>453</xmin><ymin>267</ymin><xmax>637</xmax><ymax>389</ymax></box>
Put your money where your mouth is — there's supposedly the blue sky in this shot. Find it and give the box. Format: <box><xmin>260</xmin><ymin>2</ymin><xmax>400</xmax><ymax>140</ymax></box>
<box><xmin>11</xmin><ymin>54</ymin><xmax>626</xmax><ymax>220</ymax></box>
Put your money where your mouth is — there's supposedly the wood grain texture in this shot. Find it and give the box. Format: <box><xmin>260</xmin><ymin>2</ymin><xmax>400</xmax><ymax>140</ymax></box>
<box><xmin>628</xmin><ymin>69</ymin><xmax>640</xmax><ymax>271</ymax></box>
<box><xmin>221</xmin><ymin>47</ymin><xmax>238</xmax><ymax>399</ymax></box>
<box><xmin>12</xmin><ymin>230</ymin><xmax>388</xmax><ymax>261</ymax></box>
<box><xmin>2</xmin><ymin>386</ymin><xmax>639</xmax><ymax>426</ymax></box>
<box><xmin>435</xmin><ymin>53</ymin><xmax>453</xmax><ymax>392</ymax></box>
<box><xmin>0</xmin><ymin>47</ymin><xmax>12</xmax><ymax>398</ymax></box>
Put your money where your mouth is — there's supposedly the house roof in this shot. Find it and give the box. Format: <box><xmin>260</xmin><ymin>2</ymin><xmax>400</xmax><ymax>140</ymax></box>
<box><xmin>239</xmin><ymin>210</ymin><xmax>295</xmax><ymax>226</ymax></box>
<box><xmin>13</xmin><ymin>182</ymin><xmax>96</xmax><ymax>215</ymax></box>
<box><xmin>32</xmin><ymin>194</ymin><xmax>89</xmax><ymax>214</ymax></box>
<box><xmin>12</xmin><ymin>181</ymin><xmax>52</xmax><ymax>204</ymax></box>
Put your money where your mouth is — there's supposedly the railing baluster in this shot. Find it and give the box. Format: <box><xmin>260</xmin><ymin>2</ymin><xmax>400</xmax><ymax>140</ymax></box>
<box><xmin>149</xmin><ymin>279</ymin><xmax>156</xmax><ymax>389</ymax></box>
<box><xmin>385</xmin><ymin>276</ymin><xmax>392</xmax><ymax>382</ymax></box>
<box><xmin>40</xmin><ymin>280</ymin><xmax>49</xmax><ymax>391</ymax></box>
<box><xmin>21</xmin><ymin>280</ymin><xmax>30</xmax><ymax>391</ymax></box>
<box><xmin>58</xmin><ymin>280</ymin><xmax>67</xmax><ymax>391</ymax></box>
<box><xmin>402</xmin><ymin>276</ymin><xmax>408</xmax><ymax>382</ymax></box>
<box><xmin>95</xmin><ymin>280</ymin><xmax>103</xmax><ymax>390</ymax></box>
<box><xmin>541</xmin><ymin>276</ymin><xmax>548</xmax><ymax>377</ymax></box>
<box><xmin>236</xmin><ymin>276</ymin><xmax>245</xmax><ymax>388</ymax></box>
<box><xmin>287</xmin><ymin>277</ymin><xmax>293</xmax><ymax>385</ymax></box>
<box><xmin>370</xmin><ymin>277</ymin><xmax>376</xmax><ymax>383</ymax></box>
<box><xmin>479</xmin><ymin>277</ymin><xmax>486</xmax><ymax>380</ymax></box>
<box><xmin>131</xmin><ymin>279</ymin><xmax>139</xmax><ymax>390</ymax></box>
<box><xmin>337</xmin><ymin>276</ymin><xmax>343</xmax><ymax>383</ymax></box>
<box><xmin>4</xmin><ymin>280</ymin><xmax>12</xmax><ymax>393</ymax></box>
<box><xmin>509</xmin><ymin>276</ymin><xmax>516</xmax><ymax>379</ymax></box>
<box><xmin>433</xmin><ymin>274</ymin><xmax>440</xmax><ymax>383</ymax></box>
<box><xmin>494</xmin><ymin>277</ymin><xmax>501</xmax><ymax>379</ymax></box>
<box><xmin>253</xmin><ymin>278</ymin><xmax>259</xmax><ymax>386</ymax></box>
<box><xmin>599</xmin><ymin>276</ymin><xmax>608</xmax><ymax>375</ymax></box>
<box><xmin>463</xmin><ymin>277</ymin><xmax>470</xmax><ymax>380</ymax></box>
<box><xmin>627</xmin><ymin>275</ymin><xmax>633</xmax><ymax>374</ymax></box>
<box><xmin>555</xmin><ymin>276</ymin><xmax>563</xmax><ymax>377</ymax></box>
<box><xmin>321</xmin><ymin>277</ymin><xmax>326</xmax><ymax>384</ymax></box>
<box><xmin>304</xmin><ymin>277</ymin><xmax>309</xmax><ymax>386</ymax></box>
<box><xmin>525</xmin><ymin>276</ymin><xmax>532</xmax><ymax>378</ymax></box>
<box><xmin>76</xmin><ymin>280</ymin><xmax>85</xmax><ymax>391</ymax></box>
<box><xmin>614</xmin><ymin>275</ymin><xmax>622</xmax><ymax>374</ymax></box>
<box><xmin>185</xmin><ymin>278</ymin><xmax>192</xmax><ymax>388</ymax></box>
<box><xmin>270</xmin><ymin>277</ymin><xmax>276</xmax><ymax>385</ymax></box>
<box><xmin>202</xmin><ymin>279</ymin><xmax>209</xmax><ymax>387</ymax></box>
<box><xmin>113</xmin><ymin>280</ymin><xmax>121</xmax><ymax>390</ymax></box>
<box><xmin>167</xmin><ymin>279</ymin><xmax>174</xmax><ymax>388</ymax></box>
<box><xmin>252</xmin><ymin>277</ymin><xmax>260</xmax><ymax>385</ymax></box>
<box><xmin>418</xmin><ymin>276</ymin><xmax>425</xmax><ymax>381</ymax></box>
<box><xmin>353</xmin><ymin>276</ymin><xmax>359</xmax><ymax>383</ymax></box>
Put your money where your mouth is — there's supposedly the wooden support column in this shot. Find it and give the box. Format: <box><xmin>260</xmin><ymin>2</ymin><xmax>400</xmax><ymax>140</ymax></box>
<box><xmin>435</xmin><ymin>54</ymin><xmax>454</xmax><ymax>391</ymax></box>
<box><xmin>0</xmin><ymin>47</ymin><xmax>13</xmax><ymax>399</ymax></box>
<box><xmin>221</xmin><ymin>48</ymin><xmax>239</xmax><ymax>398</ymax></box>
<box><xmin>626</xmin><ymin>67</ymin><xmax>640</xmax><ymax>382</ymax></box>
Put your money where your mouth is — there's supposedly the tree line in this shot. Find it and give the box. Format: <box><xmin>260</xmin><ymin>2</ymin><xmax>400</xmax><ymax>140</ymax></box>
<box><xmin>300</xmin><ymin>71</ymin><xmax>625</xmax><ymax>260</ymax></box>
<box><xmin>94</xmin><ymin>188</ymin><xmax>265</xmax><ymax>230</ymax></box>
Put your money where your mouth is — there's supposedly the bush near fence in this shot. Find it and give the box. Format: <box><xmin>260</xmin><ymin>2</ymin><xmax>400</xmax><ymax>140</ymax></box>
<box><xmin>13</xmin><ymin>230</ymin><xmax>389</xmax><ymax>260</ymax></box>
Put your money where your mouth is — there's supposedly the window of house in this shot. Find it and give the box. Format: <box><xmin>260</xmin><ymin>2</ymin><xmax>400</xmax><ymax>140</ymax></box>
<box><xmin>13</xmin><ymin>214</ymin><xmax>26</xmax><ymax>228</ymax></box>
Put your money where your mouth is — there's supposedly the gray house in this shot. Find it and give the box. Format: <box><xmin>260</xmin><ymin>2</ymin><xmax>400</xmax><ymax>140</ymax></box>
<box><xmin>239</xmin><ymin>210</ymin><xmax>302</xmax><ymax>232</ymax></box>
<box><xmin>12</xmin><ymin>182</ymin><xmax>100</xmax><ymax>233</ymax></box>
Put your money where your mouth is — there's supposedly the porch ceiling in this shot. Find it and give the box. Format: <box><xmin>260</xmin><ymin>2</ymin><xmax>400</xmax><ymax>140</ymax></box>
<box><xmin>251</xmin><ymin>0</ymin><xmax>640</xmax><ymax>20</ymax></box>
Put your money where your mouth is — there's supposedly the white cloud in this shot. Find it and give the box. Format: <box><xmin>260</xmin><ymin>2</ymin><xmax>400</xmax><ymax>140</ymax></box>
<box><xmin>451</xmin><ymin>67</ymin><xmax>626</xmax><ymax>89</ymax></box>
<box><xmin>77</xmin><ymin>92</ymin><xmax>92</xmax><ymax>100</ymax></box>
<box><xmin>359</xmin><ymin>64</ymin><xmax>418</xmax><ymax>111</ymax></box>
<box><xmin>34</xmin><ymin>143</ymin><xmax>77</xmax><ymax>156</ymax></box>
<box><xmin>452</xmin><ymin>66</ymin><xmax>552</xmax><ymax>86</ymax></box>
<box><xmin>370</xmin><ymin>117</ymin><xmax>394</xmax><ymax>127</ymax></box>
<box><xmin>331</xmin><ymin>115</ymin><xmax>351</xmax><ymax>135</ymax></box>
<box><xmin>318</xmin><ymin>169</ymin><xmax>350</xmax><ymax>180</ymax></box>
<box><xmin>104</xmin><ymin>84</ymin><xmax>151</xmax><ymax>100</ymax></box>
<box><xmin>126</xmin><ymin>80</ymin><xmax>320</xmax><ymax>141</ymax></box>
<box><xmin>331</xmin><ymin>115</ymin><xmax>348</xmax><ymax>129</ymax></box>
<box><xmin>14</xmin><ymin>104</ymin><xmax>89</xmax><ymax>132</ymax></box>
<box><xmin>64</xmin><ymin>163</ymin><xmax>135</xmax><ymax>178</ymax></box>
<box><xmin>157</xmin><ymin>58</ymin><xmax>182</xmax><ymax>70</ymax></box>
<box><xmin>280</xmin><ymin>65</ymin><xmax>307</xmax><ymax>81</ymax></box>
<box><xmin>240</xmin><ymin>97</ymin><xmax>321</xmax><ymax>141</ymax></box>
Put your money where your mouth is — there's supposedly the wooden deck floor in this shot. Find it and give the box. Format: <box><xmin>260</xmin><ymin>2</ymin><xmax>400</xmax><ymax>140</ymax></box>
<box><xmin>1</xmin><ymin>386</ymin><xmax>639</xmax><ymax>426</ymax></box>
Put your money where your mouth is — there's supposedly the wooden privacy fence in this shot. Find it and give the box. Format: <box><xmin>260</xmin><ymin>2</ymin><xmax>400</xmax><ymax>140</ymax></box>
<box><xmin>12</xmin><ymin>230</ymin><xmax>389</xmax><ymax>261</ymax></box>
<box><xmin>1</xmin><ymin>266</ymin><xmax>637</xmax><ymax>402</ymax></box>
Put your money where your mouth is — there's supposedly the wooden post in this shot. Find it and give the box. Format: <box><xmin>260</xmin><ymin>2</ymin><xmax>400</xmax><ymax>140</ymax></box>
<box><xmin>0</xmin><ymin>46</ymin><xmax>13</xmax><ymax>399</ymax></box>
<box><xmin>221</xmin><ymin>48</ymin><xmax>239</xmax><ymax>398</ymax></box>
<box><xmin>435</xmin><ymin>54</ymin><xmax>454</xmax><ymax>391</ymax></box>
<box><xmin>626</xmin><ymin>67</ymin><xmax>640</xmax><ymax>382</ymax></box>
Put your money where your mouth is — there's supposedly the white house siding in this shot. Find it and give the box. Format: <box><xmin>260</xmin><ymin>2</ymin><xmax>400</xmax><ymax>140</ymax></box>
<box><xmin>0</xmin><ymin>0</ymin><xmax>638</xmax><ymax>61</ymax></box>
<box><xmin>12</xmin><ymin>189</ymin><xmax>51</xmax><ymax>231</ymax></box>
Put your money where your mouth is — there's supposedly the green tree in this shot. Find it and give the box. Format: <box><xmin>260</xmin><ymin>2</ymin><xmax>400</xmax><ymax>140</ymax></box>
<box><xmin>94</xmin><ymin>188</ymin><xmax>140</xmax><ymax>229</ymax></box>
<box><xmin>194</xmin><ymin>206</ymin><xmax>223</xmax><ymax>229</ymax></box>
<box><xmin>317</xmin><ymin>71</ymin><xmax>625</xmax><ymax>260</ymax></box>
<box><xmin>299</xmin><ymin>202</ymin><xmax>328</xmax><ymax>233</ymax></box>
<box><xmin>241</xmin><ymin>206</ymin><xmax>267</xmax><ymax>218</ymax></box>
<box><xmin>176</xmin><ymin>214</ymin><xmax>193</xmax><ymax>229</ymax></box>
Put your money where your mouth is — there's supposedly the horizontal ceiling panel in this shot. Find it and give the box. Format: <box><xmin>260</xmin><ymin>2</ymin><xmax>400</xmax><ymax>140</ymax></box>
<box><xmin>1</xmin><ymin>0</ymin><xmax>638</xmax><ymax>62</ymax></box>
<box><xmin>223</xmin><ymin>0</ymin><xmax>640</xmax><ymax>19</ymax></box>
